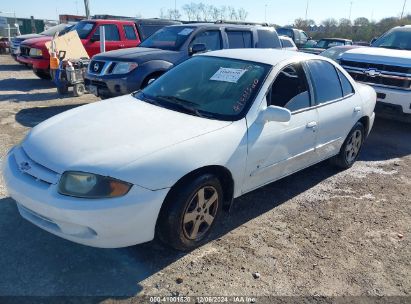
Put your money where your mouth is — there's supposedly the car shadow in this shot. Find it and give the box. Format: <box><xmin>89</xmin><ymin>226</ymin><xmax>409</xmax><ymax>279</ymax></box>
<box><xmin>0</xmin><ymin>62</ymin><xmax>29</xmax><ymax>72</ymax></box>
<box><xmin>359</xmin><ymin>116</ymin><xmax>411</xmax><ymax>161</ymax></box>
<box><xmin>0</xmin><ymin>159</ymin><xmax>340</xmax><ymax>297</ymax></box>
<box><xmin>0</xmin><ymin>78</ymin><xmax>54</xmax><ymax>92</ymax></box>
<box><xmin>15</xmin><ymin>104</ymin><xmax>87</xmax><ymax>127</ymax></box>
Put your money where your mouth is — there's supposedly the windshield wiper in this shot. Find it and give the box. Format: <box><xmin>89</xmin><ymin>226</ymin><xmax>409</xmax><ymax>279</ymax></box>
<box><xmin>155</xmin><ymin>95</ymin><xmax>209</xmax><ymax>118</ymax></box>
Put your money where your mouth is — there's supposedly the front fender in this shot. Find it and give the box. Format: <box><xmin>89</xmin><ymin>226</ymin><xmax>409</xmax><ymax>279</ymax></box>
<box><xmin>139</xmin><ymin>60</ymin><xmax>174</xmax><ymax>80</ymax></box>
<box><xmin>114</xmin><ymin>119</ymin><xmax>248</xmax><ymax>198</ymax></box>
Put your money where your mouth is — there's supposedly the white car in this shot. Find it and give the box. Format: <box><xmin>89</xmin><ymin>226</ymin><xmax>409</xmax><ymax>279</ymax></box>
<box><xmin>2</xmin><ymin>49</ymin><xmax>376</xmax><ymax>251</ymax></box>
<box><xmin>279</xmin><ymin>35</ymin><xmax>298</xmax><ymax>51</ymax></box>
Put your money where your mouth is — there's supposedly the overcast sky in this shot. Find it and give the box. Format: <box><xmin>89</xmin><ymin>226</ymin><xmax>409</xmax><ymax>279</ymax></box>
<box><xmin>1</xmin><ymin>0</ymin><xmax>409</xmax><ymax>25</ymax></box>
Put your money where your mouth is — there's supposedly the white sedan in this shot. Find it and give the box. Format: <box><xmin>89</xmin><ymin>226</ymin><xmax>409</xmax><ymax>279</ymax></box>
<box><xmin>2</xmin><ymin>49</ymin><xmax>376</xmax><ymax>251</ymax></box>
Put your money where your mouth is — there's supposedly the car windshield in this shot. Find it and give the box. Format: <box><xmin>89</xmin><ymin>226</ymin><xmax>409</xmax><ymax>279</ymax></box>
<box><xmin>372</xmin><ymin>28</ymin><xmax>411</xmax><ymax>51</ymax></box>
<box><xmin>40</xmin><ymin>23</ymin><xmax>70</xmax><ymax>36</ymax></box>
<box><xmin>68</xmin><ymin>21</ymin><xmax>95</xmax><ymax>39</ymax></box>
<box><xmin>315</xmin><ymin>39</ymin><xmax>345</xmax><ymax>48</ymax></box>
<box><xmin>135</xmin><ymin>56</ymin><xmax>271</xmax><ymax>121</ymax></box>
<box><xmin>277</xmin><ymin>28</ymin><xmax>293</xmax><ymax>38</ymax></box>
<box><xmin>139</xmin><ymin>26</ymin><xmax>195</xmax><ymax>50</ymax></box>
<box><xmin>320</xmin><ymin>47</ymin><xmax>345</xmax><ymax>60</ymax></box>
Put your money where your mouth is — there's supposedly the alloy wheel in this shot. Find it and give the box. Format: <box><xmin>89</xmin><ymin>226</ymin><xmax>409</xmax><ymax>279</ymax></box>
<box><xmin>182</xmin><ymin>186</ymin><xmax>219</xmax><ymax>240</ymax></box>
<box><xmin>345</xmin><ymin>129</ymin><xmax>362</xmax><ymax>164</ymax></box>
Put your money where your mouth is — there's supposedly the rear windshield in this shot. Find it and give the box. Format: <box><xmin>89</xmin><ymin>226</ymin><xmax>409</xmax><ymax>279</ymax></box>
<box><xmin>40</xmin><ymin>24</ymin><xmax>71</xmax><ymax>36</ymax></box>
<box><xmin>69</xmin><ymin>21</ymin><xmax>96</xmax><ymax>39</ymax></box>
<box><xmin>138</xmin><ymin>24</ymin><xmax>170</xmax><ymax>41</ymax></box>
<box><xmin>139</xmin><ymin>26</ymin><xmax>195</xmax><ymax>50</ymax></box>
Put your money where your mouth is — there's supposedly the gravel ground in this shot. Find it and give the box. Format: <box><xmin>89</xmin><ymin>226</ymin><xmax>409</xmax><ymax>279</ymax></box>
<box><xmin>0</xmin><ymin>54</ymin><xmax>410</xmax><ymax>301</ymax></box>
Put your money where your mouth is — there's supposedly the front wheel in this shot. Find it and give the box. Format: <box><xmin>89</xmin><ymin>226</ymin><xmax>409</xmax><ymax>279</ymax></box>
<box><xmin>331</xmin><ymin>122</ymin><xmax>365</xmax><ymax>169</ymax></box>
<box><xmin>157</xmin><ymin>174</ymin><xmax>223</xmax><ymax>251</ymax></box>
<box><xmin>33</xmin><ymin>69</ymin><xmax>51</xmax><ymax>80</ymax></box>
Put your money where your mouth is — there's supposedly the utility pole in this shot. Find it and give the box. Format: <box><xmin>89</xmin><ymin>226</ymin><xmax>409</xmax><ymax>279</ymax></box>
<box><xmin>84</xmin><ymin>0</ymin><xmax>90</xmax><ymax>19</ymax></box>
<box><xmin>305</xmin><ymin>0</ymin><xmax>309</xmax><ymax>20</ymax></box>
<box><xmin>349</xmin><ymin>1</ymin><xmax>353</xmax><ymax>21</ymax></box>
<box><xmin>401</xmin><ymin>0</ymin><xmax>407</xmax><ymax>19</ymax></box>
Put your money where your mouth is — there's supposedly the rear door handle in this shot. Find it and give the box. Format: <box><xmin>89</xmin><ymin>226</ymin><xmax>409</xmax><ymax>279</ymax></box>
<box><xmin>306</xmin><ymin>121</ymin><xmax>317</xmax><ymax>129</ymax></box>
<box><xmin>354</xmin><ymin>106</ymin><xmax>362</xmax><ymax>113</ymax></box>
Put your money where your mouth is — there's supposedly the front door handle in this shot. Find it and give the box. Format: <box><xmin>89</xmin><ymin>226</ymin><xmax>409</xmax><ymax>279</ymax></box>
<box><xmin>306</xmin><ymin>121</ymin><xmax>317</xmax><ymax>129</ymax></box>
<box><xmin>354</xmin><ymin>106</ymin><xmax>362</xmax><ymax>113</ymax></box>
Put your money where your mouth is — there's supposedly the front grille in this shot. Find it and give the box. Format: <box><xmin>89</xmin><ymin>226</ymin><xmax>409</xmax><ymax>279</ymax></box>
<box><xmin>19</xmin><ymin>46</ymin><xmax>30</xmax><ymax>56</ymax></box>
<box><xmin>85</xmin><ymin>79</ymin><xmax>108</xmax><ymax>89</ymax></box>
<box><xmin>89</xmin><ymin>60</ymin><xmax>106</xmax><ymax>74</ymax></box>
<box><xmin>13</xmin><ymin>146</ymin><xmax>60</xmax><ymax>185</ymax></box>
<box><xmin>341</xmin><ymin>60</ymin><xmax>411</xmax><ymax>90</ymax></box>
<box><xmin>341</xmin><ymin>60</ymin><xmax>411</xmax><ymax>74</ymax></box>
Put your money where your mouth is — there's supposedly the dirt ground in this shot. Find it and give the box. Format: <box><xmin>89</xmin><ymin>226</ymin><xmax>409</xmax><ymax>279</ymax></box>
<box><xmin>0</xmin><ymin>54</ymin><xmax>410</xmax><ymax>301</ymax></box>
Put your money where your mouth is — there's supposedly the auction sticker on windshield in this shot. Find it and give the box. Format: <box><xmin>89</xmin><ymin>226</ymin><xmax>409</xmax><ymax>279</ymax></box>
<box><xmin>210</xmin><ymin>68</ymin><xmax>247</xmax><ymax>83</ymax></box>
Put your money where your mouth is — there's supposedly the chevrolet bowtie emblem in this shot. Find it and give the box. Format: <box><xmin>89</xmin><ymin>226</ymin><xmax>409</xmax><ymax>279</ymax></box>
<box><xmin>364</xmin><ymin>69</ymin><xmax>381</xmax><ymax>77</ymax></box>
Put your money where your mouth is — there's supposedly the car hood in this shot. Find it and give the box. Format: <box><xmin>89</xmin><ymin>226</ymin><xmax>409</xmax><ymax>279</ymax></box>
<box><xmin>341</xmin><ymin>47</ymin><xmax>411</xmax><ymax>67</ymax></box>
<box><xmin>23</xmin><ymin>96</ymin><xmax>232</xmax><ymax>178</ymax></box>
<box><xmin>300</xmin><ymin>47</ymin><xmax>324</xmax><ymax>54</ymax></box>
<box><xmin>20</xmin><ymin>36</ymin><xmax>52</xmax><ymax>48</ymax></box>
<box><xmin>93</xmin><ymin>47</ymin><xmax>183</xmax><ymax>63</ymax></box>
<box><xmin>13</xmin><ymin>33</ymin><xmax>44</xmax><ymax>42</ymax></box>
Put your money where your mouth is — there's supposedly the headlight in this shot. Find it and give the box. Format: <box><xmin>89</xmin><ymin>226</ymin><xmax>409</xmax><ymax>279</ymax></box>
<box><xmin>58</xmin><ymin>171</ymin><xmax>132</xmax><ymax>199</ymax></box>
<box><xmin>29</xmin><ymin>48</ymin><xmax>43</xmax><ymax>57</ymax></box>
<box><xmin>111</xmin><ymin>62</ymin><xmax>138</xmax><ymax>74</ymax></box>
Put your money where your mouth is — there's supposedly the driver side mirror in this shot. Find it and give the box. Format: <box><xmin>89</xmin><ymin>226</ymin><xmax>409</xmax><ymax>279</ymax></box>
<box><xmin>189</xmin><ymin>43</ymin><xmax>207</xmax><ymax>55</ymax></box>
<box><xmin>259</xmin><ymin>106</ymin><xmax>291</xmax><ymax>123</ymax></box>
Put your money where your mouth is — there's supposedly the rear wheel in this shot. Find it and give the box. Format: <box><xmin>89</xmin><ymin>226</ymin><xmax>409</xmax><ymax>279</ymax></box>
<box><xmin>157</xmin><ymin>174</ymin><xmax>223</xmax><ymax>251</ymax></box>
<box><xmin>331</xmin><ymin>122</ymin><xmax>365</xmax><ymax>169</ymax></box>
<box><xmin>33</xmin><ymin>69</ymin><xmax>51</xmax><ymax>80</ymax></box>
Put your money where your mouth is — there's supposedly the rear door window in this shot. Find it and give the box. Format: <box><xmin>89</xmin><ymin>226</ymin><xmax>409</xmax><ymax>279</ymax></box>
<box><xmin>123</xmin><ymin>25</ymin><xmax>137</xmax><ymax>40</ymax></box>
<box><xmin>337</xmin><ymin>69</ymin><xmax>354</xmax><ymax>96</ymax></box>
<box><xmin>190</xmin><ymin>30</ymin><xmax>222</xmax><ymax>51</ymax></box>
<box><xmin>257</xmin><ymin>30</ymin><xmax>281</xmax><ymax>48</ymax></box>
<box><xmin>94</xmin><ymin>24</ymin><xmax>121</xmax><ymax>41</ymax></box>
<box><xmin>306</xmin><ymin>60</ymin><xmax>343</xmax><ymax>104</ymax></box>
<box><xmin>226</xmin><ymin>31</ymin><xmax>253</xmax><ymax>48</ymax></box>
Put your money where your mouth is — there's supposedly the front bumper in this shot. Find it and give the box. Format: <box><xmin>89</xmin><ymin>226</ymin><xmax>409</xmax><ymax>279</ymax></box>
<box><xmin>16</xmin><ymin>55</ymin><xmax>49</xmax><ymax>70</ymax></box>
<box><xmin>85</xmin><ymin>70</ymin><xmax>144</xmax><ymax>98</ymax></box>
<box><xmin>372</xmin><ymin>86</ymin><xmax>411</xmax><ymax>115</ymax></box>
<box><xmin>2</xmin><ymin>149</ymin><xmax>169</xmax><ymax>248</ymax></box>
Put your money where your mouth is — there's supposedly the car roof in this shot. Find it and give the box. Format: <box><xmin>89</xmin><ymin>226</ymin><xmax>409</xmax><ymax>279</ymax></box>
<box><xmin>168</xmin><ymin>23</ymin><xmax>273</xmax><ymax>30</ymax></box>
<box><xmin>201</xmin><ymin>49</ymin><xmax>319</xmax><ymax>66</ymax></box>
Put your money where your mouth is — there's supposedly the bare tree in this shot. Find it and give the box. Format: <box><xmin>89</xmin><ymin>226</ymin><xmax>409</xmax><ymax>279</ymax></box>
<box><xmin>237</xmin><ymin>8</ymin><xmax>248</xmax><ymax>21</ymax></box>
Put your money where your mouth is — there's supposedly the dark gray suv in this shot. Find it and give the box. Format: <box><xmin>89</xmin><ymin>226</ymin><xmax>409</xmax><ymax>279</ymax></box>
<box><xmin>85</xmin><ymin>22</ymin><xmax>282</xmax><ymax>98</ymax></box>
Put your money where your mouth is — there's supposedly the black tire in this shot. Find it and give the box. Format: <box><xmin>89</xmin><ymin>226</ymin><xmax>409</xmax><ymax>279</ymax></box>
<box><xmin>331</xmin><ymin>122</ymin><xmax>365</xmax><ymax>169</ymax></box>
<box><xmin>157</xmin><ymin>174</ymin><xmax>223</xmax><ymax>251</ymax></box>
<box><xmin>73</xmin><ymin>83</ymin><xmax>85</xmax><ymax>97</ymax></box>
<box><xmin>57</xmin><ymin>85</ymin><xmax>69</xmax><ymax>95</ymax></box>
<box><xmin>33</xmin><ymin>69</ymin><xmax>51</xmax><ymax>80</ymax></box>
<box><xmin>141</xmin><ymin>73</ymin><xmax>162</xmax><ymax>88</ymax></box>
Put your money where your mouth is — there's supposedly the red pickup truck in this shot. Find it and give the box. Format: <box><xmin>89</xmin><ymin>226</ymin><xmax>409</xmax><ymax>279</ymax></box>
<box><xmin>17</xmin><ymin>19</ymin><xmax>141</xmax><ymax>79</ymax></box>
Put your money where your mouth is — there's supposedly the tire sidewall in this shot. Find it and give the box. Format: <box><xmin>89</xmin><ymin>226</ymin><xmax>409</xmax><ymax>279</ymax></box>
<box><xmin>340</xmin><ymin>122</ymin><xmax>365</xmax><ymax>168</ymax></box>
<box><xmin>157</xmin><ymin>174</ymin><xmax>223</xmax><ymax>251</ymax></box>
